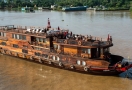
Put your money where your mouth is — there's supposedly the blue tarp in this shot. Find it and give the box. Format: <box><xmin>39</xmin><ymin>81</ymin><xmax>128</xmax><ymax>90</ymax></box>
<box><xmin>119</xmin><ymin>68</ymin><xmax>132</xmax><ymax>79</ymax></box>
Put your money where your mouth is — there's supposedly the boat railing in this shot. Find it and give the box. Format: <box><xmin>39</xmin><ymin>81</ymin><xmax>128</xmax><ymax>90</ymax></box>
<box><xmin>0</xmin><ymin>27</ymin><xmax>25</xmax><ymax>33</ymax></box>
<box><xmin>0</xmin><ymin>25</ymin><xmax>47</xmax><ymax>36</ymax></box>
<box><xmin>30</xmin><ymin>41</ymin><xmax>48</xmax><ymax>47</ymax></box>
<box><xmin>56</xmin><ymin>38</ymin><xmax>112</xmax><ymax>46</ymax></box>
<box><xmin>25</xmin><ymin>31</ymin><xmax>47</xmax><ymax>36</ymax></box>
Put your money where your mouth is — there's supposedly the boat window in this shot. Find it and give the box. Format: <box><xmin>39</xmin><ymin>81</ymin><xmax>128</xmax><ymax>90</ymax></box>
<box><xmin>42</xmin><ymin>54</ymin><xmax>45</xmax><ymax>57</ymax></box>
<box><xmin>77</xmin><ymin>60</ymin><xmax>81</xmax><ymax>65</ymax></box>
<box><xmin>0</xmin><ymin>32</ymin><xmax>6</xmax><ymax>37</ymax></box>
<box><xmin>43</xmin><ymin>38</ymin><xmax>46</xmax><ymax>43</ymax></box>
<box><xmin>38</xmin><ymin>47</ymin><xmax>41</xmax><ymax>50</ymax></box>
<box><xmin>87</xmin><ymin>49</ymin><xmax>91</xmax><ymax>54</ymax></box>
<box><xmin>34</xmin><ymin>52</ymin><xmax>41</xmax><ymax>56</ymax></box>
<box><xmin>40</xmin><ymin>48</ymin><xmax>43</xmax><ymax>50</ymax></box>
<box><xmin>0</xmin><ymin>32</ymin><xmax>4</xmax><ymax>37</ymax></box>
<box><xmin>13</xmin><ymin>44</ymin><xmax>19</xmax><ymax>48</ymax></box>
<box><xmin>22</xmin><ymin>35</ymin><xmax>26</xmax><ymax>40</ymax></box>
<box><xmin>15</xmin><ymin>34</ymin><xmax>17</xmax><ymax>39</ymax></box>
<box><xmin>12</xmin><ymin>34</ymin><xmax>14</xmax><ymax>38</ymax></box>
<box><xmin>12</xmin><ymin>34</ymin><xmax>26</xmax><ymax>40</ymax></box>
<box><xmin>17</xmin><ymin>34</ymin><xmax>19</xmax><ymax>39</ymax></box>
<box><xmin>40</xmin><ymin>38</ymin><xmax>43</xmax><ymax>42</ymax></box>
<box><xmin>36</xmin><ymin>37</ymin><xmax>39</xmax><ymax>42</ymax></box>
<box><xmin>42</xmin><ymin>54</ymin><xmax>48</xmax><ymax>58</ymax></box>
<box><xmin>22</xmin><ymin>49</ymin><xmax>28</xmax><ymax>53</ymax></box>
<box><xmin>19</xmin><ymin>35</ymin><xmax>22</xmax><ymax>39</ymax></box>
<box><xmin>104</xmin><ymin>48</ymin><xmax>109</xmax><ymax>53</ymax></box>
<box><xmin>82</xmin><ymin>61</ymin><xmax>86</xmax><ymax>66</ymax></box>
<box><xmin>57</xmin><ymin>56</ymin><xmax>60</xmax><ymax>61</ymax></box>
<box><xmin>58</xmin><ymin>45</ymin><xmax>60</xmax><ymax>50</ymax></box>
<box><xmin>53</xmin><ymin>55</ymin><xmax>56</xmax><ymax>60</ymax></box>
<box><xmin>101</xmin><ymin>48</ymin><xmax>103</xmax><ymax>54</ymax></box>
<box><xmin>23</xmin><ymin>45</ymin><xmax>28</xmax><ymax>48</ymax></box>
<box><xmin>45</xmin><ymin>54</ymin><xmax>48</xmax><ymax>58</ymax></box>
<box><xmin>14</xmin><ymin>34</ymin><xmax>15</xmax><ymax>39</ymax></box>
<box><xmin>37</xmin><ymin>53</ymin><xmax>41</xmax><ymax>56</ymax></box>
<box><xmin>3</xmin><ymin>32</ymin><xmax>6</xmax><ymax>37</ymax></box>
<box><xmin>82</xmin><ymin>48</ymin><xmax>87</xmax><ymax>53</ymax></box>
<box><xmin>49</xmin><ymin>55</ymin><xmax>52</xmax><ymax>59</ymax></box>
<box><xmin>1</xmin><ymin>42</ymin><xmax>6</xmax><ymax>46</ymax></box>
<box><xmin>53</xmin><ymin>44</ymin><xmax>57</xmax><ymax>50</ymax></box>
<box><xmin>82</xmin><ymin>48</ymin><xmax>90</xmax><ymax>54</ymax></box>
<box><xmin>2</xmin><ymin>32</ymin><xmax>4</xmax><ymax>36</ymax></box>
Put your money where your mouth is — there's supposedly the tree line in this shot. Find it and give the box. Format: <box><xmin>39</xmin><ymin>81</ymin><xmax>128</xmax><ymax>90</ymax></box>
<box><xmin>0</xmin><ymin>0</ymin><xmax>132</xmax><ymax>9</ymax></box>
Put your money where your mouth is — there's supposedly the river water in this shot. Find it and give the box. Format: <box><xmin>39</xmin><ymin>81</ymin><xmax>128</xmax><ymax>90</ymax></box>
<box><xmin>0</xmin><ymin>10</ymin><xmax>132</xmax><ymax>90</ymax></box>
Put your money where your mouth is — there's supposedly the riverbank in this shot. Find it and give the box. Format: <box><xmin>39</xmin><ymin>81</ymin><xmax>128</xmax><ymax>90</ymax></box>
<box><xmin>0</xmin><ymin>7</ymin><xmax>130</xmax><ymax>12</ymax></box>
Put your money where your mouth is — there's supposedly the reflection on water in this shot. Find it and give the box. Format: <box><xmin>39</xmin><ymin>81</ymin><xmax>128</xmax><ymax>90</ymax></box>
<box><xmin>0</xmin><ymin>10</ymin><xmax>132</xmax><ymax>90</ymax></box>
<box><xmin>0</xmin><ymin>55</ymin><xmax>132</xmax><ymax>90</ymax></box>
<box><xmin>130</xmin><ymin>12</ymin><xmax>132</xmax><ymax>19</ymax></box>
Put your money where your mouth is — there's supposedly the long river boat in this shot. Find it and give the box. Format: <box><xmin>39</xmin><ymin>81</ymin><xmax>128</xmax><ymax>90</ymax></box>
<box><xmin>0</xmin><ymin>18</ymin><xmax>132</xmax><ymax>75</ymax></box>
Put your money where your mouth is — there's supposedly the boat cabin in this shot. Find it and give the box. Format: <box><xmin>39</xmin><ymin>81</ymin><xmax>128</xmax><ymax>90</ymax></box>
<box><xmin>53</xmin><ymin>36</ymin><xmax>112</xmax><ymax>60</ymax></box>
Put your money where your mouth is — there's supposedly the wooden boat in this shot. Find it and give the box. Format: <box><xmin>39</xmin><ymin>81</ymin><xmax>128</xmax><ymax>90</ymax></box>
<box><xmin>0</xmin><ymin>18</ymin><xmax>132</xmax><ymax>75</ymax></box>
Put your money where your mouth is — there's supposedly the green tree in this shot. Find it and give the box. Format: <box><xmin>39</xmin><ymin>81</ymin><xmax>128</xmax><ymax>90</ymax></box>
<box><xmin>0</xmin><ymin>1</ymin><xmax>6</xmax><ymax>9</ymax></box>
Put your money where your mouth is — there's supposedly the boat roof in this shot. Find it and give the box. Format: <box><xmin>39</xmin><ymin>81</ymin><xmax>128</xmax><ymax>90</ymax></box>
<box><xmin>0</xmin><ymin>25</ymin><xmax>113</xmax><ymax>48</ymax></box>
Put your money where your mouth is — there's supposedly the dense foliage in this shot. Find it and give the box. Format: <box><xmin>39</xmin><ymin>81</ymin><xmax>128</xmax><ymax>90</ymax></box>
<box><xmin>0</xmin><ymin>0</ymin><xmax>132</xmax><ymax>9</ymax></box>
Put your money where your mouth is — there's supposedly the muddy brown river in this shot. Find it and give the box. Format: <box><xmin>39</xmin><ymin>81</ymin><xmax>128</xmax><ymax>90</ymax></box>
<box><xmin>0</xmin><ymin>10</ymin><xmax>132</xmax><ymax>90</ymax></box>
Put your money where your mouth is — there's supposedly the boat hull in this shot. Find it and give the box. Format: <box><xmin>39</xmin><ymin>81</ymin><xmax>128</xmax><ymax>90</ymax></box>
<box><xmin>0</xmin><ymin>49</ymin><xmax>121</xmax><ymax>76</ymax></box>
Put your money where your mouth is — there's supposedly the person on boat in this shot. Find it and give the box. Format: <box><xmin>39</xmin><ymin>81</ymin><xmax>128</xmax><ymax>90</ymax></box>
<box><xmin>70</xmin><ymin>31</ymin><xmax>72</xmax><ymax>37</ymax></box>
<box><xmin>90</xmin><ymin>35</ymin><xmax>92</xmax><ymax>40</ymax></box>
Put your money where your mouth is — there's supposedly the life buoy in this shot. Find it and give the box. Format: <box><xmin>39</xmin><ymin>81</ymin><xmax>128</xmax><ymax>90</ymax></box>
<box><xmin>23</xmin><ymin>54</ymin><xmax>25</xmax><ymax>58</ymax></box>
<box><xmin>78</xmin><ymin>41</ymin><xmax>81</xmax><ymax>45</ymax></box>
<box><xmin>30</xmin><ymin>56</ymin><xmax>33</xmax><ymax>60</ymax></box>
<box><xmin>15</xmin><ymin>53</ymin><xmax>18</xmax><ymax>56</ymax></box>
<box><xmin>59</xmin><ymin>62</ymin><xmax>62</xmax><ymax>67</ymax></box>
<box><xmin>2</xmin><ymin>49</ymin><xmax>5</xmax><ymax>54</ymax></box>
<box><xmin>48</xmin><ymin>61</ymin><xmax>52</xmax><ymax>64</ymax></box>
<box><xmin>81</xmin><ymin>54</ymin><xmax>85</xmax><ymax>58</ymax></box>
<box><xmin>8</xmin><ymin>51</ymin><xmax>11</xmax><ymax>55</ymax></box>
<box><xmin>39</xmin><ymin>58</ymin><xmax>42</xmax><ymax>63</ymax></box>
<box><xmin>70</xmin><ymin>65</ymin><xmax>75</xmax><ymax>69</ymax></box>
<box><xmin>64</xmin><ymin>40</ymin><xmax>67</xmax><ymax>44</ymax></box>
<box><xmin>84</xmin><ymin>66</ymin><xmax>88</xmax><ymax>71</ymax></box>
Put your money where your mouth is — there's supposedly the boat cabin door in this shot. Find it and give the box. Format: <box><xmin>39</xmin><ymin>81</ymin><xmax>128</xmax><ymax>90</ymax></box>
<box><xmin>91</xmin><ymin>48</ymin><xmax>100</xmax><ymax>58</ymax></box>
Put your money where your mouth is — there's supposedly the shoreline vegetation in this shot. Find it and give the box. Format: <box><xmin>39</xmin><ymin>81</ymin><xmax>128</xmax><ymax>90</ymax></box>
<box><xmin>0</xmin><ymin>0</ymin><xmax>132</xmax><ymax>12</ymax></box>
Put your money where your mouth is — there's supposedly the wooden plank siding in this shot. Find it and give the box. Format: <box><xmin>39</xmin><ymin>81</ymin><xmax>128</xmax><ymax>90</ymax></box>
<box><xmin>64</xmin><ymin>46</ymin><xmax>77</xmax><ymax>55</ymax></box>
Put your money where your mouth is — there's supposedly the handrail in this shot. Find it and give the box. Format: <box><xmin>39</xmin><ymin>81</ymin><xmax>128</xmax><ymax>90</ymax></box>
<box><xmin>56</xmin><ymin>38</ymin><xmax>112</xmax><ymax>47</ymax></box>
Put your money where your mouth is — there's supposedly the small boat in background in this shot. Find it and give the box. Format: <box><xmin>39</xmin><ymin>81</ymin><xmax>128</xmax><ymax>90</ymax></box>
<box><xmin>62</xmin><ymin>6</ymin><xmax>87</xmax><ymax>11</ymax></box>
<box><xmin>21</xmin><ymin>6</ymin><xmax>35</xmax><ymax>13</ymax></box>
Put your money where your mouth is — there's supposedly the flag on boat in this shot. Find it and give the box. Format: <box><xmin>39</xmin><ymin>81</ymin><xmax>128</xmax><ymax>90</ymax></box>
<box><xmin>107</xmin><ymin>34</ymin><xmax>110</xmax><ymax>41</ymax></box>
